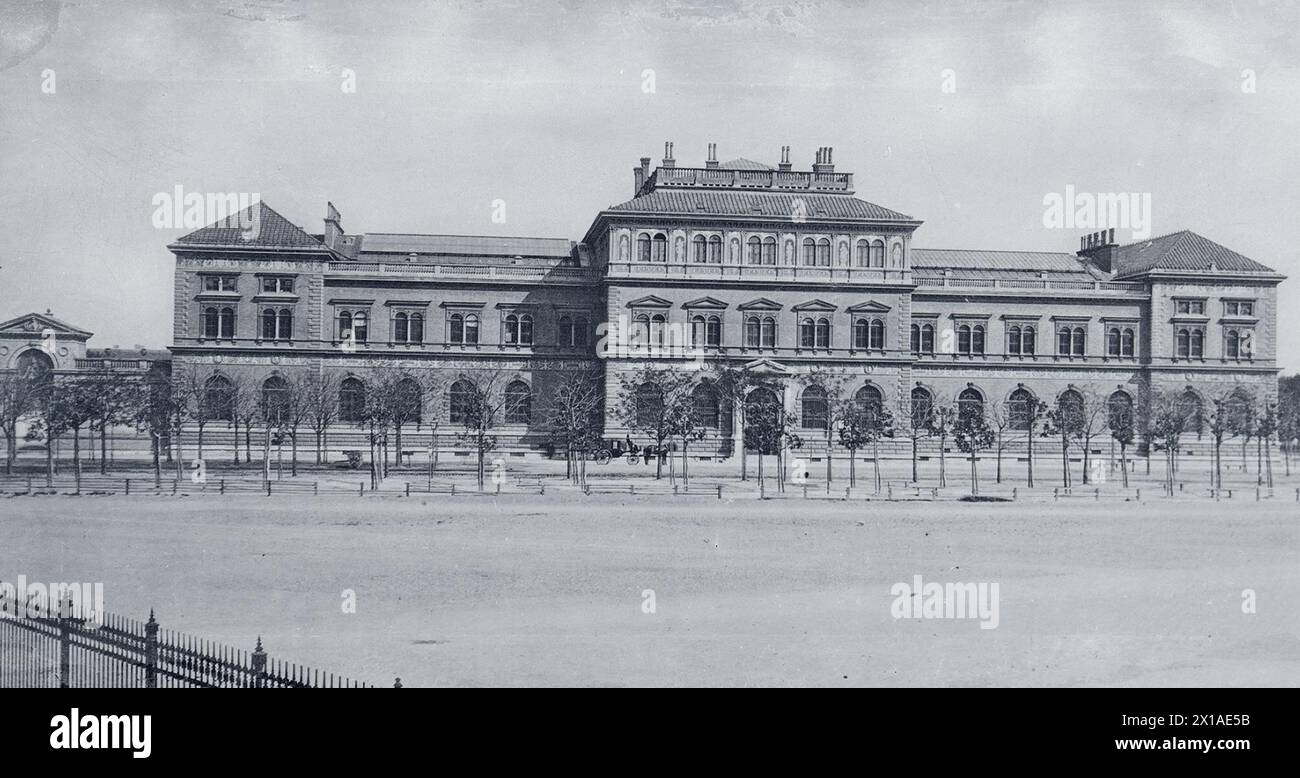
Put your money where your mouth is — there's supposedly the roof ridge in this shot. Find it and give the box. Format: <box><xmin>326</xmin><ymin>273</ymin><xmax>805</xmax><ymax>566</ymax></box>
<box><xmin>1117</xmin><ymin>228</ymin><xmax>1191</xmax><ymax>247</ymax></box>
<box><xmin>913</xmin><ymin>247</ymin><xmax>1080</xmax><ymax>256</ymax></box>
<box><xmin>363</xmin><ymin>232</ymin><xmax>571</xmax><ymax>241</ymax></box>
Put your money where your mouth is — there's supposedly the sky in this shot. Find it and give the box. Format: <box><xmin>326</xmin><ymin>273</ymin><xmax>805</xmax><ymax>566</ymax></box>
<box><xmin>0</xmin><ymin>0</ymin><xmax>1296</xmax><ymax>370</ymax></box>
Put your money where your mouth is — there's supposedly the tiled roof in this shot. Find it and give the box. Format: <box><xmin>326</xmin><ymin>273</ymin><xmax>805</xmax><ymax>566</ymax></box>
<box><xmin>1112</xmin><ymin>230</ymin><xmax>1275</xmax><ymax>277</ymax></box>
<box><xmin>357</xmin><ymin>233</ymin><xmax>574</xmax><ymax>258</ymax></box>
<box><xmin>173</xmin><ymin>201</ymin><xmax>324</xmax><ymax>249</ymax></box>
<box><xmin>911</xmin><ymin>248</ymin><xmax>1092</xmax><ymax>273</ymax></box>
<box><xmin>608</xmin><ymin>190</ymin><xmax>914</xmax><ymax>221</ymax></box>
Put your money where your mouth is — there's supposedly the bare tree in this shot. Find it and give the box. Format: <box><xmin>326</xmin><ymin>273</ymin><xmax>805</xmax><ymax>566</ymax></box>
<box><xmin>299</xmin><ymin>371</ymin><xmax>339</xmax><ymax>465</ymax></box>
<box><xmin>544</xmin><ymin>369</ymin><xmax>603</xmax><ymax>486</ymax></box>
<box><xmin>798</xmin><ymin>369</ymin><xmax>851</xmax><ymax>486</ymax></box>
<box><xmin>616</xmin><ymin>366</ymin><xmax>695</xmax><ymax>480</ymax></box>
<box><xmin>451</xmin><ymin>369</ymin><xmax>515</xmax><ymax>490</ymax></box>
<box><xmin>703</xmin><ymin>361</ymin><xmax>758</xmax><ymax>480</ymax></box>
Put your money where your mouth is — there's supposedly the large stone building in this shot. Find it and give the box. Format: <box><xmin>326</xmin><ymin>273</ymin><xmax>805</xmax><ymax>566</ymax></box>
<box><xmin>165</xmin><ymin>144</ymin><xmax>1285</xmax><ymax>460</ymax></box>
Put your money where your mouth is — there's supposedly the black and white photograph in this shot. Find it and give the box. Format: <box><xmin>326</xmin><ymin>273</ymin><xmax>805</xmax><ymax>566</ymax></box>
<box><xmin>0</xmin><ymin>0</ymin><xmax>1295</xmax><ymax>759</ymax></box>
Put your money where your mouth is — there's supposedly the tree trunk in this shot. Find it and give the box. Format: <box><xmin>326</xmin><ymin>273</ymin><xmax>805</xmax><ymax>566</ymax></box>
<box><xmin>262</xmin><ymin>426</ymin><xmax>271</xmax><ymax>485</ymax></box>
<box><xmin>995</xmin><ymin>432</ymin><xmax>1003</xmax><ymax>484</ymax></box>
<box><xmin>911</xmin><ymin>435</ymin><xmax>918</xmax><ymax>483</ymax></box>
<box><xmin>1027</xmin><ymin>426</ymin><xmax>1035</xmax><ymax>488</ymax></box>
<box><xmin>1120</xmin><ymin>442</ymin><xmax>1129</xmax><ymax>488</ymax></box>
<box><xmin>969</xmin><ymin>450</ymin><xmax>978</xmax><ymax>495</ymax></box>
<box><xmin>152</xmin><ymin>434</ymin><xmax>162</xmax><ymax>487</ymax></box>
<box><xmin>100</xmin><ymin>420</ymin><xmax>108</xmax><ymax>475</ymax></box>
<box><xmin>73</xmin><ymin>428</ymin><xmax>82</xmax><ymax>494</ymax></box>
<box><xmin>873</xmin><ymin>438</ymin><xmax>882</xmax><ymax>493</ymax></box>
<box><xmin>233</xmin><ymin>416</ymin><xmax>240</xmax><ymax>465</ymax></box>
<box><xmin>849</xmin><ymin>448</ymin><xmax>856</xmax><ymax>488</ymax></box>
<box><xmin>291</xmin><ymin>431</ymin><xmax>298</xmax><ymax>477</ymax></box>
<box><xmin>938</xmin><ymin>433</ymin><xmax>947</xmax><ymax>488</ymax></box>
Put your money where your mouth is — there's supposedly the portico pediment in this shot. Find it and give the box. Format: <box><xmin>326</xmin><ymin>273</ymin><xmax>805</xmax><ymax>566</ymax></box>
<box><xmin>0</xmin><ymin>312</ymin><xmax>92</xmax><ymax>340</ymax></box>
<box><xmin>742</xmin><ymin>357</ymin><xmax>790</xmax><ymax>376</ymax></box>
<box><xmin>845</xmin><ymin>300</ymin><xmax>891</xmax><ymax>313</ymax></box>
<box><xmin>626</xmin><ymin>295</ymin><xmax>673</xmax><ymax>308</ymax></box>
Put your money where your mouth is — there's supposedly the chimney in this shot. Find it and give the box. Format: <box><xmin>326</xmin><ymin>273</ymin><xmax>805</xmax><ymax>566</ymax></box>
<box><xmin>1077</xmin><ymin>227</ymin><xmax>1118</xmax><ymax>272</ymax></box>
<box><xmin>778</xmin><ymin>146</ymin><xmax>792</xmax><ymax>172</ymax></box>
<box><xmin>813</xmin><ymin>146</ymin><xmax>835</xmax><ymax>174</ymax></box>
<box><xmin>705</xmin><ymin>142</ymin><xmax>719</xmax><ymax>169</ymax></box>
<box><xmin>323</xmin><ymin>202</ymin><xmax>343</xmax><ymax>249</ymax></box>
<box><xmin>662</xmin><ymin>141</ymin><xmax>675</xmax><ymax>168</ymax></box>
<box><xmin>634</xmin><ymin>156</ymin><xmax>651</xmax><ymax>195</ymax></box>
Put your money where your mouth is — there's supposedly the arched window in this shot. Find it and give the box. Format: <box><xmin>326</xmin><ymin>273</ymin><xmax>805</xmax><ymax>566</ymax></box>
<box><xmin>394</xmin><ymin>312</ymin><xmax>409</xmax><ymax>343</ymax></box>
<box><xmin>352</xmin><ymin>311</ymin><xmax>368</xmax><ymax>342</ymax></box>
<box><xmin>745</xmin><ymin>316</ymin><xmax>760</xmax><ymax>348</ymax></box>
<box><xmin>393</xmin><ymin>377</ymin><xmax>423</xmax><ymax>424</ymax></box>
<box><xmin>1225</xmin><ymin>329</ymin><xmax>1241</xmax><ymax>358</ymax></box>
<box><xmin>816</xmin><ymin>238</ymin><xmax>831</xmax><ymax>266</ymax></box>
<box><xmin>261</xmin><ymin>376</ymin><xmax>289</xmax><ymax>424</ymax></box>
<box><xmin>707</xmin><ymin>235</ymin><xmax>722</xmax><ymax>263</ymax></box>
<box><xmin>219</xmin><ymin>307</ymin><xmax>236</xmax><ymax>339</ymax></box>
<box><xmin>635</xmin><ymin>382</ymin><xmax>662</xmax><ymax>428</ymax></box>
<box><xmin>747</xmin><ymin>236</ymin><xmax>762</xmax><ymax>265</ymax></box>
<box><xmin>339</xmin><ymin>377</ymin><xmax>366</xmax><ymax>423</ymax></box>
<box><xmin>693</xmin><ymin>383</ymin><xmax>719</xmax><ymax>428</ymax></box>
<box><xmin>574</xmin><ymin>316</ymin><xmax>589</xmax><ymax>346</ymax></box>
<box><xmin>650</xmin><ymin>314</ymin><xmax>666</xmax><ymax>346</ymax></box>
<box><xmin>854</xmin><ymin>384</ymin><xmax>883</xmax><ymax>418</ymax></box>
<box><xmin>802</xmin><ymin>238</ymin><xmax>816</xmax><ymax>266</ymax></box>
<box><xmin>761</xmin><ymin>237</ymin><xmax>777</xmax><ymax>265</ymax></box>
<box><xmin>958</xmin><ymin>387</ymin><xmax>984</xmax><ymax>420</ymax></box>
<box><xmin>1178</xmin><ymin>390</ymin><xmax>1203</xmax><ymax>434</ymax></box>
<box><xmin>972</xmin><ymin>325</ymin><xmax>985</xmax><ymax>355</ymax></box>
<box><xmin>691</xmin><ymin>315</ymin><xmax>706</xmax><ymax>348</ymax></box>
<box><xmin>1176</xmin><ymin>328</ymin><xmax>1190</xmax><ymax>358</ymax></box>
<box><xmin>854</xmin><ymin>319</ymin><xmax>870</xmax><ymax>349</ymax></box>
<box><xmin>261</xmin><ymin>308</ymin><xmax>277</xmax><ymax>340</ymax></box>
<box><xmin>463</xmin><ymin>314</ymin><xmax>479</xmax><ymax>345</ymax></box>
<box><xmin>910</xmin><ymin>323</ymin><xmax>921</xmax><ymax>353</ymax></box>
<box><xmin>921</xmin><ymin>324</ymin><xmax>935</xmax><ymax>354</ymax></box>
<box><xmin>1121</xmin><ymin>328</ymin><xmax>1134</xmax><ymax>357</ymax></box>
<box><xmin>449</xmin><ymin>379</ymin><xmax>475</xmax><ymax>425</ymax></box>
<box><xmin>1072</xmin><ymin>327</ymin><xmax>1085</xmax><ymax>356</ymax></box>
<box><xmin>633</xmin><ymin>313</ymin><xmax>651</xmax><ymax>348</ymax></box>
<box><xmin>204</xmin><ymin>375</ymin><xmax>234</xmax><ymax>422</ymax></box>
<box><xmin>1058</xmin><ymin>327</ymin><xmax>1071</xmax><ymax>355</ymax></box>
<box><xmin>1008</xmin><ymin>325</ymin><xmax>1022</xmax><ymax>355</ymax></box>
<box><xmin>504</xmin><ymin>380</ymin><xmax>531</xmax><ymax>425</ymax></box>
<box><xmin>449</xmin><ymin>313</ymin><xmax>464</xmax><ymax>344</ymax></box>
<box><xmin>651</xmin><ymin>233</ymin><xmax>667</xmax><ymax>262</ymax></box>
<box><xmin>706</xmin><ymin>315</ymin><xmax>721</xmax><ymax>347</ymax></box>
<box><xmin>1107</xmin><ymin>391</ymin><xmax>1133</xmax><ymax>432</ymax></box>
<box><xmin>518</xmin><ymin>313</ymin><xmax>533</xmax><ymax>345</ymax></box>
<box><xmin>760</xmin><ymin>316</ymin><xmax>776</xmax><ymax>348</ymax></box>
<box><xmin>855</xmin><ymin>239</ymin><xmax>870</xmax><ymax>267</ymax></box>
<box><xmin>691</xmin><ymin>235</ymin><xmax>707</xmax><ymax>263</ymax></box>
<box><xmin>1008</xmin><ymin>388</ymin><xmax>1035</xmax><ymax>431</ymax></box>
<box><xmin>1022</xmin><ymin>325</ymin><xmax>1035</xmax><ymax>355</ymax></box>
<box><xmin>1106</xmin><ymin>327</ymin><xmax>1121</xmax><ymax>356</ymax></box>
<box><xmin>505</xmin><ymin>314</ymin><xmax>519</xmax><ymax>345</ymax></box>
<box><xmin>409</xmin><ymin>313</ymin><xmax>424</xmax><ymax>343</ymax></box>
<box><xmin>203</xmin><ymin>307</ymin><xmax>220</xmax><ymax>339</ymax></box>
<box><xmin>558</xmin><ymin>315</ymin><xmax>574</xmax><ymax>346</ymax></box>
<box><xmin>815</xmin><ymin>317</ymin><xmax>830</xmax><ymax>348</ymax></box>
<box><xmin>871</xmin><ymin>240</ymin><xmax>885</xmax><ymax>268</ymax></box>
<box><xmin>800</xmin><ymin>317</ymin><xmax>815</xmax><ymax>348</ymax></box>
<box><xmin>958</xmin><ymin>325</ymin><xmax>971</xmax><ymax>354</ymax></box>
<box><xmin>636</xmin><ymin>233</ymin><xmax>651</xmax><ymax>262</ymax></box>
<box><xmin>1190</xmin><ymin>328</ymin><xmax>1204</xmax><ymax>358</ymax></box>
<box><xmin>801</xmin><ymin>385</ymin><xmax>828</xmax><ymax>429</ymax></box>
<box><xmin>910</xmin><ymin>387</ymin><xmax>933</xmax><ymax>429</ymax></box>
<box><xmin>1057</xmin><ymin>389</ymin><xmax>1084</xmax><ymax>431</ymax></box>
<box><xmin>869</xmin><ymin>318</ymin><xmax>885</xmax><ymax>349</ymax></box>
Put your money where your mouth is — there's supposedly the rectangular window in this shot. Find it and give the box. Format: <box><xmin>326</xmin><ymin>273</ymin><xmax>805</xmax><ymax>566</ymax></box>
<box><xmin>1225</xmin><ymin>301</ymin><xmax>1254</xmax><ymax>316</ymax></box>
<box><xmin>261</xmin><ymin>276</ymin><xmax>295</xmax><ymax>294</ymax></box>
<box><xmin>1175</xmin><ymin>299</ymin><xmax>1205</xmax><ymax>315</ymax></box>
<box><xmin>203</xmin><ymin>275</ymin><xmax>237</xmax><ymax>292</ymax></box>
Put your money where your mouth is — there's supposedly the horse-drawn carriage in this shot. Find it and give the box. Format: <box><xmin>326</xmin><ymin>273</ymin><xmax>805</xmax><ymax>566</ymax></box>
<box><xmin>585</xmin><ymin>438</ymin><xmax>674</xmax><ymax>465</ymax></box>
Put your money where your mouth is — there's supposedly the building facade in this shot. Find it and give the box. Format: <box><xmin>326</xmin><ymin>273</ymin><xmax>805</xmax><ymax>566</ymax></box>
<box><xmin>165</xmin><ymin>144</ymin><xmax>1285</xmax><ymax>460</ymax></box>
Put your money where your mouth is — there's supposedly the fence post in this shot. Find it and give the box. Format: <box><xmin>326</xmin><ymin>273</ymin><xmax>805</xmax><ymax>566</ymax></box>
<box><xmin>144</xmin><ymin>610</ymin><xmax>159</xmax><ymax>689</ymax></box>
<box><xmin>359</xmin><ymin>482</ymin><xmax>364</xmax><ymax>496</ymax></box>
<box><xmin>802</xmin><ymin>484</ymin><xmax>808</xmax><ymax>499</ymax></box>
<box><xmin>58</xmin><ymin>597</ymin><xmax>73</xmax><ymax>688</ymax></box>
<box><xmin>405</xmin><ymin>482</ymin><xmax>410</xmax><ymax>498</ymax></box>
<box><xmin>26</xmin><ymin>476</ymin><xmax>32</xmax><ymax>495</ymax></box>
<box><xmin>124</xmin><ymin>478</ymin><xmax>130</xmax><ymax>496</ymax></box>
<box><xmin>845</xmin><ymin>486</ymin><xmax>850</xmax><ymax>500</ymax></box>
<box><xmin>266</xmin><ymin>480</ymin><xmax>272</xmax><ymax>497</ymax></box>
<box><xmin>451</xmin><ymin>483</ymin><xmax>456</xmax><ymax>496</ymax></box>
<box><xmin>1012</xmin><ymin>487</ymin><xmax>1017</xmax><ymax>501</ymax></box>
<box><xmin>172</xmin><ymin>479</ymin><xmax>177</xmax><ymax>496</ymax></box>
<box><xmin>1053</xmin><ymin>487</ymin><xmax>1058</xmax><ymax>501</ymax></box>
<box><xmin>220</xmin><ymin>478</ymin><xmax>225</xmax><ymax>495</ymax></box>
<box><xmin>313</xmin><ymin>481</ymin><xmax>318</xmax><ymax>496</ymax></box>
<box><xmin>887</xmin><ymin>484</ymin><xmax>893</xmax><ymax>500</ymax></box>
<box><xmin>540</xmin><ymin>481</ymin><xmax>544</xmax><ymax>496</ymax></box>
<box><xmin>1256</xmin><ymin>487</ymin><xmax>1260</xmax><ymax>502</ymax></box>
<box><xmin>673</xmin><ymin>484</ymin><xmax>678</xmax><ymax>495</ymax></box>
<box><xmin>1095</xmin><ymin>488</ymin><xmax>1100</xmax><ymax>501</ymax></box>
<box><xmin>251</xmin><ymin>636</ymin><xmax>267</xmax><ymax>689</ymax></box>
<box><xmin>717</xmin><ymin>484</ymin><xmax>722</xmax><ymax>499</ymax></box>
<box><xmin>1135</xmin><ymin>488</ymin><xmax>1141</xmax><ymax>501</ymax></box>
